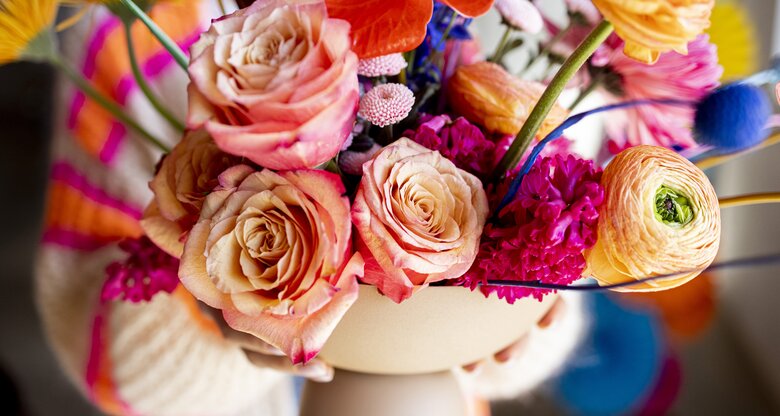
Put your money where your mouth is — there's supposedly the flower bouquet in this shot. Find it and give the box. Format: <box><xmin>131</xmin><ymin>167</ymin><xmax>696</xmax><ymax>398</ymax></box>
<box><xmin>11</xmin><ymin>0</ymin><xmax>780</xmax><ymax>413</ymax></box>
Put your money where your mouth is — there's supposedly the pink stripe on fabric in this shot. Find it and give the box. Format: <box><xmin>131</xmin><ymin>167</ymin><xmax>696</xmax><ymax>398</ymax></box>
<box><xmin>49</xmin><ymin>161</ymin><xmax>142</xmax><ymax>218</ymax></box>
<box><xmin>67</xmin><ymin>17</ymin><xmax>121</xmax><ymax>130</ymax></box>
<box><xmin>99</xmin><ymin>123</ymin><xmax>128</xmax><ymax>164</ymax></box>
<box><xmin>85</xmin><ymin>309</ymin><xmax>105</xmax><ymax>391</ymax></box>
<box><xmin>41</xmin><ymin>228</ymin><xmax>111</xmax><ymax>250</ymax></box>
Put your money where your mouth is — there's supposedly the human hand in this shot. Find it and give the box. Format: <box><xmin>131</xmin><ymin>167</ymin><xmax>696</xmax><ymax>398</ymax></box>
<box><xmin>461</xmin><ymin>297</ymin><xmax>568</xmax><ymax>373</ymax></box>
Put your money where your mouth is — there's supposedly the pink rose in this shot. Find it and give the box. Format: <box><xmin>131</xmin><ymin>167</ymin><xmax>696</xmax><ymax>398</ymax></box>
<box><xmin>352</xmin><ymin>139</ymin><xmax>489</xmax><ymax>303</ymax></box>
<box><xmin>141</xmin><ymin>130</ymin><xmax>243</xmax><ymax>258</ymax></box>
<box><xmin>187</xmin><ymin>0</ymin><xmax>359</xmax><ymax>170</ymax></box>
<box><xmin>179</xmin><ymin>165</ymin><xmax>363</xmax><ymax>363</ymax></box>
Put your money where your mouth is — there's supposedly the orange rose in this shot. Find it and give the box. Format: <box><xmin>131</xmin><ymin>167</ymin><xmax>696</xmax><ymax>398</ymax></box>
<box><xmin>352</xmin><ymin>139</ymin><xmax>488</xmax><ymax>303</ymax></box>
<box><xmin>179</xmin><ymin>165</ymin><xmax>362</xmax><ymax>363</ymax></box>
<box><xmin>448</xmin><ymin>61</ymin><xmax>568</xmax><ymax>137</ymax></box>
<box><xmin>187</xmin><ymin>0</ymin><xmax>359</xmax><ymax>170</ymax></box>
<box><xmin>141</xmin><ymin>130</ymin><xmax>242</xmax><ymax>257</ymax></box>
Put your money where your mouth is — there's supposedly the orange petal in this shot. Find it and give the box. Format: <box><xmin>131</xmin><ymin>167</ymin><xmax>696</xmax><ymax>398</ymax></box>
<box><xmin>441</xmin><ymin>0</ymin><xmax>493</xmax><ymax>17</ymax></box>
<box><xmin>326</xmin><ymin>0</ymin><xmax>433</xmax><ymax>58</ymax></box>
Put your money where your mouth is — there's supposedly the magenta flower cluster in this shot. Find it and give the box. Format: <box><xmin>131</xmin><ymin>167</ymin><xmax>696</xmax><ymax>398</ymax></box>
<box><xmin>404</xmin><ymin>114</ymin><xmax>496</xmax><ymax>178</ymax></box>
<box><xmin>102</xmin><ymin>237</ymin><xmax>180</xmax><ymax>303</ymax></box>
<box><xmin>458</xmin><ymin>155</ymin><xmax>604</xmax><ymax>302</ymax></box>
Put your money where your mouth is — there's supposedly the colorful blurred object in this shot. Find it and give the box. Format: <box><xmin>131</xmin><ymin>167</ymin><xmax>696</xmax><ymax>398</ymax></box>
<box><xmin>555</xmin><ymin>294</ymin><xmax>666</xmax><ymax>414</ymax></box>
<box><xmin>707</xmin><ymin>0</ymin><xmax>759</xmax><ymax>80</ymax></box>
<box><xmin>621</xmin><ymin>273</ymin><xmax>716</xmax><ymax>343</ymax></box>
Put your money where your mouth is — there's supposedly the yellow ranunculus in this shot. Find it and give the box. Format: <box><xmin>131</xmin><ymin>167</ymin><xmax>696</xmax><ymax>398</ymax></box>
<box><xmin>592</xmin><ymin>0</ymin><xmax>714</xmax><ymax>64</ymax></box>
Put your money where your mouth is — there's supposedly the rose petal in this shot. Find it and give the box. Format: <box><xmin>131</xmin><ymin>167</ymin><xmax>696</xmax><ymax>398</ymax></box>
<box><xmin>223</xmin><ymin>252</ymin><xmax>364</xmax><ymax>364</ymax></box>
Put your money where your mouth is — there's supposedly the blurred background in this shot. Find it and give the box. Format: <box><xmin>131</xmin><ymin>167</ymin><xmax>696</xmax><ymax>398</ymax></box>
<box><xmin>0</xmin><ymin>0</ymin><xmax>779</xmax><ymax>415</ymax></box>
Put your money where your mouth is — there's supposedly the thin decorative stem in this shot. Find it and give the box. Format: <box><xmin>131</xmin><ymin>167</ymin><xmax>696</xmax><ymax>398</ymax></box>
<box><xmin>217</xmin><ymin>0</ymin><xmax>227</xmax><ymax>15</ymax></box>
<box><xmin>696</xmin><ymin>133</ymin><xmax>780</xmax><ymax>170</ymax></box>
<box><xmin>520</xmin><ymin>23</ymin><xmax>572</xmax><ymax>77</ymax></box>
<box><xmin>484</xmin><ymin>252</ymin><xmax>780</xmax><ymax>291</ymax></box>
<box><xmin>489</xmin><ymin>26</ymin><xmax>513</xmax><ymax>63</ymax></box>
<box><xmin>119</xmin><ymin>0</ymin><xmax>189</xmax><ymax>70</ymax></box>
<box><xmin>51</xmin><ymin>56</ymin><xmax>170</xmax><ymax>153</ymax></box>
<box><xmin>719</xmin><ymin>193</ymin><xmax>780</xmax><ymax>209</ymax></box>
<box><xmin>492</xmin><ymin>20</ymin><xmax>613</xmax><ymax>181</ymax></box>
<box><xmin>567</xmin><ymin>72</ymin><xmax>602</xmax><ymax>111</ymax></box>
<box><xmin>124</xmin><ymin>22</ymin><xmax>185</xmax><ymax>132</ymax></box>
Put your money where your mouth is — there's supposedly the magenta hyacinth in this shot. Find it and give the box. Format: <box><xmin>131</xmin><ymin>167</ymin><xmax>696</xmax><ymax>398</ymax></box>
<box><xmin>458</xmin><ymin>155</ymin><xmax>604</xmax><ymax>302</ymax></box>
<box><xmin>404</xmin><ymin>114</ymin><xmax>496</xmax><ymax>178</ymax></box>
<box><xmin>595</xmin><ymin>34</ymin><xmax>722</xmax><ymax>153</ymax></box>
<box><xmin>102</xmin><ymin>236</ymin><xmax>180</xmax><ymax>303</ymax></box>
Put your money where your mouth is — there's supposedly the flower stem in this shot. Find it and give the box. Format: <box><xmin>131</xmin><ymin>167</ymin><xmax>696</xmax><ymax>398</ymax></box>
<box><xmin>489</xmin><ymin>26</ymin><xmax>513</xmax><ymax>63</ymax></box>
<box><xmin>124</xmin><ymin>22</ymin><xmax>185</xmax><ymax>132</ymax></box>
<box><xmin>567</xmin><ymin>72</ymin><xmax>602</xmax><ymax>111</ymax></box>
<box><xmin>719</xmin><ymin>193</ymin><xmax>780</xmax><ymax>209</ymax></box>
<box><xmin>492</xmin><ymin>20</ymin><xmax>613</xmax><ymax>181</ymax></box>
<box><xmin>520</xmin><ymin>23</ymin><xmax>572</xmax><ymax>77</ymax></box>
<box><xmin>51</xmin><ymin>55</ymin><xmax>170</xmax><ymax>153</ymax></box>
<box><xmin>216</xmin><ymin>0</ymin><xmax>227</xmax><ymax>15</ymax></box>
<box><xmin>118</xmin><ymin>0</ymin><xmax>188</xmax><ymax>70</ymax></box>
<box><xmin>696</xmin><ymin>133</ymin><xmax>780</xmax><ymax>170</ymax></box>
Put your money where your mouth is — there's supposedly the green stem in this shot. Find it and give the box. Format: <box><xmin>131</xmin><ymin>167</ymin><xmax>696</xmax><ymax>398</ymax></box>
<box><xmin>418</xmin><ymin>10</ymin><xmax>458</xmax><ymax>72</ymax></box>
<box><xmin>489</xmin><ymin>26</ymin><xmax>513</xmax><ymax>64</ymax></box>
<box><xmin>492</xmin><ymin>20</ymin><xmax>613</xmax><ymax>181</ymax></box>
<box><xmin>119</xmin><ymin>0</ymin><xmax>188</xmax><ymax>70</ymax></box>
<box><xmin>217</xmin><ymin>0</ymin><xmax>227</xmax><ymax>15</ymax></box>
<box><xmin>567</xmin><ymin>72</ymin><xmax>602</xmax><ymax>111</ymax></box>
<box><xmin>51</xmin><ymin>55</ymin><xmax>170</xmax><ymax>153</ymax></box>
<box><xmin>124</xmin><ymin>22</ymin><xmax>185</xmax><ymax>132</ymax></box>
<box><xmin>520</xmin><ymin>23</ymin><xmax>572</xmax><ymax>77</ymax></box>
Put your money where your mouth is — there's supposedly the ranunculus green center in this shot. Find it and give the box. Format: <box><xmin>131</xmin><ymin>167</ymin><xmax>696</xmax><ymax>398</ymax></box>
<box><xmin>654</xmin><ymin>185</ymin><xmax>693</xmax><ymax>226</ymax></box>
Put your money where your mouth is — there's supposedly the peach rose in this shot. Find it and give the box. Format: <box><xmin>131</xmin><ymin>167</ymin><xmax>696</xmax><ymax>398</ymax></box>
<box><xmin>187</xmin><ymin>0</ymin><xmax>359</xmax><ymax>170</ymax></box>
<box><xmin>448</xmin><ymin>61</ymin><xmax>568</xmax><ymax>137</ymax></box>
<box><xmin>179</xmin><ymin>165</ymin><xmax>363</xmax><ymax>363</ymax></box>
<box><xmin>141</xmin><ymin>130</ymin><xmax>243</xmax><ymax>258</ymax></box>
<box><xmin>352</xmin><ymin>138</ymin><xmax>489</xmax><ymax>303</ymax></box>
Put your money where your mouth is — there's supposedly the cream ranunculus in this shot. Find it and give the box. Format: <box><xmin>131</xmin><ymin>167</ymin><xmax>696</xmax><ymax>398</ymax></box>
<box><xmin>179</xmin><ymin>165</ymin><xmax>363</xmax><ymax>363</ymax></box>
<box><xmin>352</xmin><ymin>138</ymin><xmax>489</xmax><ymax>303</ymax></box>
<box><xmin>187</xmin><ymin>0</ymin><xmax>359</xmax><ymax>170</ymax></box>
<box><xmin>141</xmin><ymin>130</ymin><xmax>243</xmax><ymax>258</ymax></box>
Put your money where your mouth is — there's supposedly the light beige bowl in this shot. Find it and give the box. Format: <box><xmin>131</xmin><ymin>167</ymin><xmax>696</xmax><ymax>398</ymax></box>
<box><xmin>318</xmin><ymin>285</ymin><xmax>557</xmax><ymax>375</ymax></box>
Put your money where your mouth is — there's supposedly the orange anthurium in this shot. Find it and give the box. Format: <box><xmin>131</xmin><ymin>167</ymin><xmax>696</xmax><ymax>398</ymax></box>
<box><xmin>326</xmin><ymin>0</ymin><xmax>493</xmax><ymax>58</ymax></box>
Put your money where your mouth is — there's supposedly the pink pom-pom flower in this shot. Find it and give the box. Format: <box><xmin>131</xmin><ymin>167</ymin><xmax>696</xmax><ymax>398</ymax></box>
<box><xmin>358</xmin><ymin>53</ymin><xmax>408</xmax><ymax>77</ymax></box>
<box><xmin>358</xmin><ymin>83</ymin><xmax>415</xmax><ymax>127</ymax></box>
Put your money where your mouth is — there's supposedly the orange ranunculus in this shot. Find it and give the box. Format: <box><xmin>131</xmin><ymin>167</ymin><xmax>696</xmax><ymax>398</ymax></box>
<box><xmin>325</xmin><ymin>0</ymin><xmax>494</xmax><ymax>58</ymax></box>
<box><xmin>448</xmin><ymin>61</ymin><xmax>568</xmax><ymax>137</ymax></box>
<box><xmin>592</xmin><ymin>0</ymin><xmax>714</xmax><ymax>64</ymax></box>
<box><xmin>585</xmin><ymin>146</ymin><xmax>720</xmax><ymax>292</ymax></box>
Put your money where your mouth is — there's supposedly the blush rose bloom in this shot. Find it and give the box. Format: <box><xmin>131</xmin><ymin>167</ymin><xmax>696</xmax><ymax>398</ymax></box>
<box><xmin>179</xmin><ymin>165</ymin><xmax>363</xmax><ymax>364</ymax></box>
<box><xmin>141</xmin><ymin>130</ymin><xmax>243</xmax><ymax>258</ymax></box>
<box><xmin>187</xmin><ymin>0</ymin><xmax>359</xmax><ymax>170</ymax></box>
<box><xmin>352</xmin><ymin>138</ymin><xmax>489</xmax><ymax>303</ymax></box>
